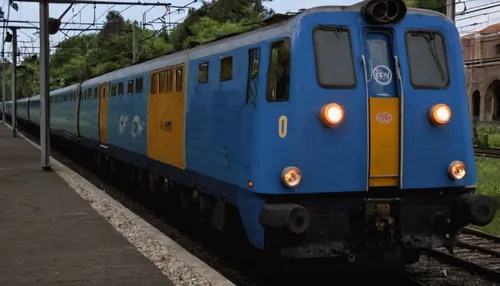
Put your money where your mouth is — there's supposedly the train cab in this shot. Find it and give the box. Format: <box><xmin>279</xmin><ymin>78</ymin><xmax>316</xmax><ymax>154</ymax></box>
<box><xmin>253</xmin><ymin>0</ymin><xmax>497</xmax><ymax>265</ymax></box>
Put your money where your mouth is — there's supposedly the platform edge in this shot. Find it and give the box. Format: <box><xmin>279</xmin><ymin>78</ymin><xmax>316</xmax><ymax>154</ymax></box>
<box><xmin>5</xmin><ymin>123</ymin><xmax>236</xmax><ymax>286</ymax></box>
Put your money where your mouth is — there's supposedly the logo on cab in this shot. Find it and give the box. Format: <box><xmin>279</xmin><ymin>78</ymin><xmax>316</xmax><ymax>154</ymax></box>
<box><xmin>373</xmin><ymin>65</ymin><xmax>392</xmax><ymax>86</ymax></box>
<box><xmin>376</xmin><ymin>112</ymin><xmax>392</xmax><ymax>124</ymax></box>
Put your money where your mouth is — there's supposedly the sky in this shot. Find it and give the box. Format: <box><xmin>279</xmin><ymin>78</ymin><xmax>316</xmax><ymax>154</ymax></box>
<box><xmin>0</xmin><ymin>0</ymin><xmax>498</xmax><ymax>62</ymax></box>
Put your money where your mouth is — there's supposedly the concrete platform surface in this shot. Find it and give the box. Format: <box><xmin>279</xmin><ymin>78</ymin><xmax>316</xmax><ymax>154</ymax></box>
<box><xmin>0</xmin><ymin>124</ymin><xmax>174</xmax><ymax>285</ymax></box>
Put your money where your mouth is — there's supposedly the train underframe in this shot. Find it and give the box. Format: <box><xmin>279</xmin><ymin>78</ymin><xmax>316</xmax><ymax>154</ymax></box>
<box><xmin>259</xmin><ymin>188</ymin><xmax>497</xmax><ymax>265</ymax></box>
<box><xmin>9</xmin><ymin>117</ymin><xmax>498</xmax><ymax>267</ymax></box>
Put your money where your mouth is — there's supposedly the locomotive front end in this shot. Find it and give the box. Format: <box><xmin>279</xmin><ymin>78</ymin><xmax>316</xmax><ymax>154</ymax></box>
<box><xmin>250</xmin><ymin>0</ymin><xmax>497</xmax><ymax>266</ymax></box>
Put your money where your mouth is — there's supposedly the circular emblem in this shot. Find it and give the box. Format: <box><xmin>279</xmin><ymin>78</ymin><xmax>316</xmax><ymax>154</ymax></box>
<box><xmin>131</xmin><ymin>115</ymin><xmax>143</xmax><ymax>138</ymax></box>
<box><xmin>372</xmin><ymin>65</ymin><xmax>392</xmax><ymax>86</ymax></box>
<box><xmin>118</xmin><ymin>115</ymin><xmax>128</xmax><ymax>134</ymax></box>
<box><xmin>376</xmin><ymin>112</ymin><xmax>392</xmax><ymax>124</ymax></box>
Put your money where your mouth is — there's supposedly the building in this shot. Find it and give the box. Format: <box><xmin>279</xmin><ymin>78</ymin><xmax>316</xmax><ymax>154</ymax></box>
<box><xmin>462</xmin><ymin>23</ymin><xmax>500</xmax><ymax>122</ymax></box>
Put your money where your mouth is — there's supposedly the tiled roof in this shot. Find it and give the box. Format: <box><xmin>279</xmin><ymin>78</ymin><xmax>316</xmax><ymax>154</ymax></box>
<box><xmin>461</xmin><ymin>23</ymin><xmax>500</xmax><ymax>42</ymax></box>
<box><xmin>479</xmin><ymin>23</ymin><xmax>500</xmax><ymax>35</ymax></box>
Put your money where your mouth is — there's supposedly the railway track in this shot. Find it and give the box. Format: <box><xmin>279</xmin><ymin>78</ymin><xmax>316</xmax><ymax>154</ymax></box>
<box><xmin>8</xmin><ymin>120</ymin><xmax>500</xmax><ymax>286</ymax></box>
<box><xmin>427</xmin><ymin>227</ymin><xmax>500</xmax><ymax>283</ymax></box>
<box><xmin>474</xmin><ymin>146</ymin><xmax>500</xmax><ymax>158</ymax></box>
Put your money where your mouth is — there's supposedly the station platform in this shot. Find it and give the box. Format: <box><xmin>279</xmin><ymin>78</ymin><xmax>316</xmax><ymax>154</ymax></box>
<box><xmin>0</xmin><ymin>124</ymin><xmax>174</xmax><ymax>286</ymax></box>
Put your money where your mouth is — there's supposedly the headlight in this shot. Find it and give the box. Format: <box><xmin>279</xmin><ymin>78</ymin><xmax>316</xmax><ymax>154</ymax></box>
<box><xmin>448</xmin><ymin>160</ymin><xmax>466</xmax><ymax>180</ymax></box>
<box><xmin>319</xmin><ymin>103</ymin><xmax>344</xmax><ymax>127</ymax></box>
<box><xmin>281</xmin><ymin>166</ymin><xmax>302</xmax><ymax>188</ymax></box>
<box><xmin>429</xmin><ymin>104</ymin><xmax>451</xmax><ymax>125</ymax></box>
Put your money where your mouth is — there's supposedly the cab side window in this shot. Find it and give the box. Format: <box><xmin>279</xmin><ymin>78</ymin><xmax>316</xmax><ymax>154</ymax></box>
<box><xmin>267</xmin><ymin>38</ymin><xmax>291</xmax><ymax>102</ymax></box>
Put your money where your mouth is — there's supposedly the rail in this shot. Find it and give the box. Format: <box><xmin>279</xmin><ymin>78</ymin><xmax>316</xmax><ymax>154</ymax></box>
<box><xmin>426</xmin><ymin>227</ymin><xmax>500</xmax><ymax>283</ymax></box>
<box><xmin>474</xmin><ymin>146</ymin><xmax>500</xmax><ymax>158</ymax></box>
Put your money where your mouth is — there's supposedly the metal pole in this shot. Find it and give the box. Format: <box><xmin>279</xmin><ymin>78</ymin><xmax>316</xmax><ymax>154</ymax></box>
<box><xmin>133</xmin><ymin>21</ymin><xmax>138</xmax><ymax>63</ymax></box>
<box><xmin>11</xmin><ymin>28</ymin><xmax>17</xmax><ymax>137</ymax></box>
<box><xmin>446</xmin><ymin>0</ymin><xmax>455</xmax><ymax>23</ymax></box>
<box><xmin>2</xmin><ymin>63</ymin><xmax>5</xmax><ymax>123</ymax></box>
<box><xmin>40</xmin><ymin>0</ymin><xmax>51</xmax><ymax>171</ymax></box>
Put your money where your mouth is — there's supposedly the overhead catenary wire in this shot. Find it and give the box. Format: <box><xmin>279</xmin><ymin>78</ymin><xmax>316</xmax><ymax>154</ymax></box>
<box><xmin>0</xmin><ymin>0</ymin><xmax>192</xmax><ymax>62</ymax></box>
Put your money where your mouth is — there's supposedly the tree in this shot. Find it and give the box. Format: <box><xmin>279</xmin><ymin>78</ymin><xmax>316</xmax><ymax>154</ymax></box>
<box><xmin>404</xmin><ymin>0</ymin><xmax>446</xmax><ymax>14</ymax></box>
<box><xmin>0</xmin><ymin>1</ymin><xmax>276</xmax><ymax>99</ymax></box>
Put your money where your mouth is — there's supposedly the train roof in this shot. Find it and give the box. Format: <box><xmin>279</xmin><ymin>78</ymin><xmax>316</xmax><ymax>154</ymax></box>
<box><xmin>29</xmin><ymin>1</ymin><xmax>452</xmax><ymax>97</ymax></box>
<box><xmin>81</xmin><ymin>3</ymin><xmax>449</xmax><ymax>87</ymax></box>
<box><xmin>17</xmin><ymin>97</ymin><xmax>29</xmax><ymax>102</ymax></box>
<box><xmin>50</xmin><ymin>83</ymin><xmax>80</xmax><ymax>96</ymax></box>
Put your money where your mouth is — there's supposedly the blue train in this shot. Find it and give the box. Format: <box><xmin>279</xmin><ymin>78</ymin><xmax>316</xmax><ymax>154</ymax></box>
<box><xmin>2</xmin><ymin>0</ymin><xmax>497</xmax><ymax>265</ymax></box>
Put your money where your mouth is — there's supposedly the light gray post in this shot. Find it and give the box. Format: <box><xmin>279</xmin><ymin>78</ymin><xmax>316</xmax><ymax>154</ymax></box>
<box><xmin>40</xmin><ymin>0</ymin><xmax>51</xmax><ymax>171</ymax></box>
<box><xmin>11</xmin><ymin>28</ymin><xmax>17</xmax><ymax>137</ymax></box>
<box><xmin>2</xmin><ymin>63</ymin><xmax>5</xmax><ymax>122</ymax></box>
<box><xmin>446</xmin><ymin>0</ymin><xmax>455</xmax><ymax>23</ymax></box>
<box><xmin>133</xmin><ymin>21</ymin><xmax>139</xmax><ymax>63</ymax></box>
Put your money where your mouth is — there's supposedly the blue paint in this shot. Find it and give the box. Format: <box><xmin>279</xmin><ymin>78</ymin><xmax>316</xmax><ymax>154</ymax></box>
<box><xmin>79</xmin><ymin>84</ymin><xmax>100</xmax><ymax>144</ymax></box>
<box><xmin>8</xmin><ymin>6</ymin><xmax>478</xmax><ymax>251</ymax></box>
<box><xmin>255</xmin><ymin>11</ymin><xmax>369</xmax><ymax>195</ymax></box>
<box><xmin>106</xmin><ymin>74</ymin><xmax>148</xmax><ymax>156</ymax></box>
<box><xmin>394</xmin><ymin>14</ymin><xmax>477</xmax><ymax>189</ymax></box>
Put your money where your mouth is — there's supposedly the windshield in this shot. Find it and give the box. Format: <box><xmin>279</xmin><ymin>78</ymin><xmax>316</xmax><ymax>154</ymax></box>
<box><xmin>405</xmin><ymin>31</ymin><xmax>449</xmax><ymax>88</ymax></box>
<box><xmin>313</xmin><ymin>26</ymin><xmax>356</xmax><ymax>88</ymax></box>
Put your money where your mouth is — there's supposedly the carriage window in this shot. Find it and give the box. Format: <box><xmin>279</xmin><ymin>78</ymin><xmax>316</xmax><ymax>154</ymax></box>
<box><xmin>128</xmin><ymin>80</ymin><xmax>134</xmax><ymax>94</ymax></box>
<box><xmin>167</xmin><ymin>70</ymin><xmax>173</xmax><ymax>92</ymax></box>
<box><xmin>220</xmin><ymin>56</ymin><xmax>233</xmax><ymax>81</ymax></box>
<box><xmin>111</xmin><ymin>83</ymin><xmax>117</xmax><ymax>96</ymax></box>
<box><xmin>94</xmin><ymin>87</ymin><xmax>98</xmax><ymax>99</ymax></box>
<box><xmin>405</xmin><ymin>31</ymin><xmax>449</xmax><ymax>88</ymax></box>
<box><xmin>118</xmin><ymin>82</ymin><xmax>124</xmax><ymax>96</ymax></box>
<box><xmin>136</xmin><ymin>77</ymin><xmax>143</xmax><ymax>93</ymax></box>
<box><xmin>198</xmin><ymin>62</ymin><xmax>209</xmax><ymax>83</ymax></box>
<box><xmin>267</xmin><ymin>38</ymin><xmax>291</xmax><ymax>102</ymax></box>
<box><xmin>150</xmin><ymin>74</ymin><xmax>158</xmax><ymax>95</ymax></box>
<box><xmin>159</xmin><ymin>72</ymin><xmax>166</xmax><ymax>94</ymax></box>
<box><xmin>313</xmin><ymin>27</ymin><xmax>355</xmax><ymax>88</ymax></box>
<box><xmin>249</xmin><ymin>48</ymin><xmax>260</xmax><ymax>79</ymax></box>
<box><xmin>176</xmin><ymin>68</ymin><xmax>183</xmax><ymax>92</ymax></box>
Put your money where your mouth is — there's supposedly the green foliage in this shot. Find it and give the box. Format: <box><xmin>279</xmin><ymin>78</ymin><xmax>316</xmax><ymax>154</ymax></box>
<box><xmin>472</xmin><ymin>123</ymin><xmax>500</xmax><ymax>147</ymax></box>
<box><xmin>404</xmin><ymin>0</ymin><xmax>446</xmax><ymax>14</ymax></box>
<box><xmin>0</xmin><ymin>0</ymin><xmax>274</xmax><ymax>100</ymax></box>
<box><xmin>473</xmin><ymin>157</ymin><xmax>500</xmax><ymax>235</ymax></box>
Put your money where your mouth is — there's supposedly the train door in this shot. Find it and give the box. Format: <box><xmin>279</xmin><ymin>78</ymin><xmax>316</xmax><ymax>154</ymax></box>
<box><xmin>147</xmin><ymin>65</ymin><xmax>186</xmax><ymax>169</ymax></box>
<box><xmin>363</xmin><ymin>30</ymin><xmax>401</xmax><ymax>188</ymax></box>
<box><xmin>75</xmin><ymin>84</ymin><xmax>81</xmax><ymax>138</ymax></box>
<box><xmin>99</xmin><ymin>82</ymin><xmax>109</xmax><ymax>145</ymax></box>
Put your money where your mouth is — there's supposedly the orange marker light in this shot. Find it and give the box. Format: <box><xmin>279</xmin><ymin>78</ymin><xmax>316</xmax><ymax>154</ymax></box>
<box><xmin>319</xmin><ymin>103</ymin><xmax>344</xmax><ymax>127</ymax></box>
<box><xmin>281</xmin><ymin>166</ymin><xmax>302</xmax><ymax>188</ymax></box>
<box><xmin>448</xmin><ymin>160</ymin><xmax>466</xmax><ymax>180</ymax></box>
<box><xmin>429</xmin><ymin>104</ymin><xmax>451</xmax><ymax>125</ymax></box>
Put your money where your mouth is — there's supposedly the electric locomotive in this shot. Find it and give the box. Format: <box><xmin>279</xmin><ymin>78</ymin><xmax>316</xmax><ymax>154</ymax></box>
<box><xmin>3</xmin><ymin>0</ymin><xmax>497</xmax><ymax>266</ymax></box>
<box><xmin>248</xmin><ymin>0</ymin><xmax>497</xmax><ymax>265</ymax></box>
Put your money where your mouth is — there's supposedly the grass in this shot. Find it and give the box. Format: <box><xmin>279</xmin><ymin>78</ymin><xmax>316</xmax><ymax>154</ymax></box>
<box><xmin>472</xmin><ymin>156</ymin><xmax>500</xmax><ymax>235</ymax></box>
<box><xmin>474</xmin><ymin>123</ymin><xmax>500</xmax><ymax>147</ymax></box>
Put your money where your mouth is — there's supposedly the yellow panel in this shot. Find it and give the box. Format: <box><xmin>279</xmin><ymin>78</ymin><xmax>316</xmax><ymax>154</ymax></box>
<box><xmin>99</xmin><ymin>83</ymin><xmax>108</xmax><ymax>145</ymax></box>
<box><xmin>369</xmin><ymin>97</ymin><xmax>400</xmax><ymax>187</ymax></box>
<box><xmin>147</xmin><ymin>64</ymin><xmax>186</xmax><ymax>169</ymax></box>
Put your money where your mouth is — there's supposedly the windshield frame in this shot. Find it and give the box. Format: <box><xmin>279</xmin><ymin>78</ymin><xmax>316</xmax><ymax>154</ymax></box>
<box><xmin>312</xmin><ymin>25</ymin><xmax>357</xmax><ymax>89</ymax></box>
<box><xmin>404</xmin><ymin>29</ymin><xmax>450</xmax><ymax>90</ymax></box>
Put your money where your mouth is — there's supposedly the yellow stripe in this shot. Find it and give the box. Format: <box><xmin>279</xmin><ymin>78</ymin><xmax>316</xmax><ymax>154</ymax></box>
<box><xmin>369</xmin><ymin>97</ymin><xmax>400</xmax><ymax>187</ymax></box>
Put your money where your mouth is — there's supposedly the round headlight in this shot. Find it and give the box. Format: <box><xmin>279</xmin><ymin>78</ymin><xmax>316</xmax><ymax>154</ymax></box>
<box><xmin>281</xmin><ymin>166</ymin><xmax>302</xmax><ymax>188</ymax></box>
<box><xmin>448</xmin><ymin>160</ymin><xmax>466</xmax><ymax>180</ymax></box>
<box><xmin>319</xmin><ymin>103</ymin><xmax>344</xmax><ymax>127</ymax></box>
<box><xmin>429</xmin><ymin>104</ymin><xmax>451</xmax><ymax>125</ymax></box>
